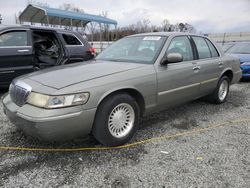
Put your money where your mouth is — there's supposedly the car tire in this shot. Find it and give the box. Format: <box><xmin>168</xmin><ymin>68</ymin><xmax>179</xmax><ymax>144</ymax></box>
<box><xmin>92</xmin><ymin>93</ymin><xmax>140</xmax><ymax>146</ymax></box>
<box><xmin>206</xmin><ymin>76</ymin><xmax>230</xmax><ymax>104</ymax></box>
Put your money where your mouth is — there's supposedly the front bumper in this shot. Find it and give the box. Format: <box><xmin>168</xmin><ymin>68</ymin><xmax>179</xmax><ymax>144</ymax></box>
<box><xmin>2</xmin><ymin>94</ymin><xmax>96</xmax><ymax>141</ymax></box>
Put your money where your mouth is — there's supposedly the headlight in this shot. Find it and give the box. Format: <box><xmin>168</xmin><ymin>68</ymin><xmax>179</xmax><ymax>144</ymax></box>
<box><xmin>27</xmin><ymin>92</ymin><xmax>90</xmax><ymax>109</ymax></box>
<box><xmin>241</xmin><ymin>62</ymin><xmax>250</xmax><ymax>66</ymax></box>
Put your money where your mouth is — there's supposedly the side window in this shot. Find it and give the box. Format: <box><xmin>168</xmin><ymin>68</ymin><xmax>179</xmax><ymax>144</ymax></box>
<box><xmin>0</xmin><ymin>31</ymin><xmax>28</xmax><ymax>46</ymax></box>
<box><xmin>192</xmin><ymin>37</ymin><xmax>211</xmax><ymax>59</ymax></box>
<box><xmin>167</xmin><ymin>36</ymin><xmax>193</xmax><ymax>61</ymax></box>
<box><xmin>205</xmin><ymin>38</ymin><xmax>219</xmax><ymax>57</ymax></box>
<box><xmin>62</xmin><ymin>34</ymin><xmax>82</xmax><ymax>45</ymax></box>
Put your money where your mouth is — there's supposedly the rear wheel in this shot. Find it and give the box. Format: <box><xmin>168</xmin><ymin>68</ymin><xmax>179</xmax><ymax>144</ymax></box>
<box><xmin>92</xmin><ymin>93</ymin><xmax>140</xmax><ymax>146</ymax></box>
<box><xmin>206</xmin><ymin>76</ymin><xmax>230</xmax><ymax>104</ymax></box>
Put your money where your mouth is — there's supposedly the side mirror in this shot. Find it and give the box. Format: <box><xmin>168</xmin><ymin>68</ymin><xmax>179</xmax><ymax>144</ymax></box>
<box><xmin>161</xmin><ymin>53</ymin><xmax>183</xmax><ymax>65</ymax></box>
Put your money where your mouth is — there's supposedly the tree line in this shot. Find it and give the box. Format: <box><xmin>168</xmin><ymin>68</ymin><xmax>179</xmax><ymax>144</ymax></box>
<box><xmin>88</xmin><ymin>18</ymin><xmax>196</xmax><ymax>41</ymax></box>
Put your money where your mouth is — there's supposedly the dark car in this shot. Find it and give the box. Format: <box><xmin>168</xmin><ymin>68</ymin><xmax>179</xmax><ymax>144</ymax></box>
<box><xmin>0</xmin><ymin>25</ymin><xmax>95</xmax><ymax>87</ymax></box>
<box><xmin>226</xmin><ymin>42</ymin><xmax>250</xmax><ymax>79</ymax></box>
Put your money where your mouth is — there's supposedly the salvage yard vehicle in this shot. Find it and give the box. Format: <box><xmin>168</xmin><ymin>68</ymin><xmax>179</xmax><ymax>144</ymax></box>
<box><xmin>225</xmin><ymin>42</ymin><xmax>250</xmax><ymax>79</ymax></box>
<box><xmin>0</xmin><ymin>25</ymin><xmax>95</xmax><ymax>87</ymax></box>
<box><xmin>2</xmin><ymin>32</ymin><xmax>241</xmax><ymax>146</ymax></box>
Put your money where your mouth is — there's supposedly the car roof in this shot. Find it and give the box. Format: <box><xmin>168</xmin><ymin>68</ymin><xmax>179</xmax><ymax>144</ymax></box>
<box><xmin>0</xmin><ymin>24</ymin><xmax>78</xmax><ymax>35</ymax></box>
<box><xmin>129</xmin><ymin>32</ymin><xmax>206</xmax><ymax>38</ymax></box>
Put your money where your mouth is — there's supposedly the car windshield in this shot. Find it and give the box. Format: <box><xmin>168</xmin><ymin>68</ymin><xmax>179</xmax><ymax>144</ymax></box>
<box><xmin>96</xmin><ymin>36</ymin><xmax>167</xmax><ymax>64</ymax></box>
<box><xmin>226</xmin><ymin>43</ymin><xmax>250</xmax><ymax>54</ymax></box>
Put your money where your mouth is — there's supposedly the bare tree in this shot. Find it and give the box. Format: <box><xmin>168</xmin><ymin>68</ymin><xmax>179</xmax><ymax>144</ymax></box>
<box><xmin>162</xmin><ymin>19</ymin><xmax>170</xmax><ymax>31</ymax></box>
<box><xmin>178</xmin><ymin>23</ymin><xmax>185</xmax><ymax>32</ymax></box>
<box><xmin>100</xmin><ymin>11</ymin><xmax>110</xmax><ymax>41</ymax></box>
<box><xmin>87</xmin><ymin>22</ymin><xmax>98</xmax><ymax>42</ymax></box>
<box><xmin>59</xmin><ymin>3</ymin><xmax>84</xmax><ymax>13</ymax></box>
<box><xmin>177</xmin><ymin>22</ymin><xmax>196</xmax><ymax>33</ymax></box>
<box><xmin>0</xmin><ymin>14</ymin><xmax>2</xmax><ymax>24</ymax></box>
<box><xmin>136</xmin><ymin>19</ymin><xmax>151</xmax><ymax>33</ymax></box>
<box><xmin>27</xmin><ymin>0</ymin><xmax>50</xmax><ymax>7</ymax></box>
<box><xmin>184</xmin><ymin>23</ymin><xmax>196</xmax><ymax>33</ymax></box>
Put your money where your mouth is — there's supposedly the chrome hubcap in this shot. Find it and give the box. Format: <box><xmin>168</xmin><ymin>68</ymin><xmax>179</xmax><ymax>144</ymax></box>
<box><xmin>108</xmin><ymin>103</ymin><xmax>135</xmax><ymax>138</ymax></box>
<box><xmin>218</xmin><ymin>80</ymin><xmax>228</xmax><ymax>101</ymax></box>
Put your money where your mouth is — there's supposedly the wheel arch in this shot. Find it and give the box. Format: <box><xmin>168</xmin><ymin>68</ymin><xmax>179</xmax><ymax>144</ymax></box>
<box><xmin>220</xmin><ymin>69</ymin><xmax>234</xmax><ymax>83</ymax></box>
<box><xmin>97</xmin><ymin>87</ymin><xmax>146</xmax><ymax>117</ymax></box>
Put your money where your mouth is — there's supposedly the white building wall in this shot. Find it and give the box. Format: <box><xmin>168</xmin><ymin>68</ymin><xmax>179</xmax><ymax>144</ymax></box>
<box><xmin>208</xmin><ymin>32</ymin><xmax>250</xmax><ymax>43</ymax></box>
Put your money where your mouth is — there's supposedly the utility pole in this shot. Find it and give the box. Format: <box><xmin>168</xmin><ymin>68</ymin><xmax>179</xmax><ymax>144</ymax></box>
<box><xmin>0</xmin><ymin>14</ymin><xmax>2</xmax><ymax>24</ymax></box>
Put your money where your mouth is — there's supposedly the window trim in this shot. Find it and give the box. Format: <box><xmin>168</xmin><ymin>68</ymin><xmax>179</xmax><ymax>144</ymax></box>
<box><xmin>165</xmin><ymin>35</ymin><xmax>195</xmax><ymax>63</ymax></box>
<box><xmin>191</xmin><ymin>36</ymin><xmax>221</xmax><ymax>60</ymax></box>
<box><xmin>205</xmin><ymin>38</ymin><xmax>220</xmax><ymax>58</ymax></box>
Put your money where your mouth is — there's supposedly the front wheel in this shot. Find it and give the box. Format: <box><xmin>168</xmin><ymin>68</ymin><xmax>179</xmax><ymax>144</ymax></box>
<box><xmin>92</xmin><ymin>93</ymin><xmax>140</xmax><ymax>146</ymax></box>
<box><xmin>206</xmin><ymin>76</ymin><xmax>230</xmax><ymax>104</ymax></box>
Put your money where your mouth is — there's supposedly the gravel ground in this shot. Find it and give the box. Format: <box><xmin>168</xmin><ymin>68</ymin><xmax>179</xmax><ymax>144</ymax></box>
<box><xmin>0</xmin><ymin>82</ymin><xmax>250</xmax><ymax>188</ymax></box>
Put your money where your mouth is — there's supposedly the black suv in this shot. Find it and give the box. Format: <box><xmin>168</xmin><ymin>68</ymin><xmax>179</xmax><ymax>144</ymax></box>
<box><xmin>0</xmin><ymin>25</ymin><xmax>95</xmax><ymax>87</ymax></box>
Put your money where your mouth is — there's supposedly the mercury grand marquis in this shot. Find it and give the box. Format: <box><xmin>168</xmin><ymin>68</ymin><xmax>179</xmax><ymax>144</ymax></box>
<box><xmin>2</xmin><ymin>32</ymin><xmax>241</xmax><ymax>146</ymax></box>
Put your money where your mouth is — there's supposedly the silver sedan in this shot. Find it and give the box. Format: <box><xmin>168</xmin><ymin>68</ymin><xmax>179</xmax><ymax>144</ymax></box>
<box><xmin>2</xmin><ymin>32</ymin><xmax>241</xmax><ymax>146</ymax></box>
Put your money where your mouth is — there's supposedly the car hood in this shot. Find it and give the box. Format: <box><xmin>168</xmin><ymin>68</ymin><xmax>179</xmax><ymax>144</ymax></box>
<box><xmin>227</xmin><ymin>53</ymin><xmax>250</xmax><ymax>63</ymax></box>
<box><xmin>25</xmin><ymin>60</ymin><xmax>145</xmax><ymax>89</ymax></box>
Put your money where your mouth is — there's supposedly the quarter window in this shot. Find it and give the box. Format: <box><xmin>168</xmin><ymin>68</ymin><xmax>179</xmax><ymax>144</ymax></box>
<box><xmin>167</xmin><ymin>36</ymin><xmax>194</xmax><ymax>61</ymax></box>
<box><xmin>205</xmin><ymin>39</ymin><xmax>219</xmax><ymax>57</ymax></box>
<box><xmin>192</xmin><ymin>37</ymin><xmax>211</xmax><ymax>59</ymax></box>
<box><xmin>0</xmin><ymin>31</ymin><xmax>28</xmax><ymax>46</ymax></box>
<box><xmin>62</xmin><ymin>34</ymin><xmax>82</xmax><ymax>45</ymax></box>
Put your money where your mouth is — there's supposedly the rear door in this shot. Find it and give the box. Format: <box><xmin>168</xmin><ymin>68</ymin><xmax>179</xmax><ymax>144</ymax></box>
<box><xmin>59</xmin><ymin>32</ymin><xmax>86</xmax><ymax>63</ymax></box>
<box><xmin>155</xmin><ymin>35</ymin><xmax>200</xmax><ymax>108</ymax></box>
<box><xmin>191</xmin><ymin>36</ymin><xmax>222</xmax><ymax>96</ymax></box>
<box><xmin>0</xmin><ymin>29</ymin><xmax>33</xmax><ymax>85</ymax></box>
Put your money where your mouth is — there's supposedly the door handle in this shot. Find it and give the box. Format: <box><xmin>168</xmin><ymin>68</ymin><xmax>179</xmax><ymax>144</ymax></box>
<box><xmin>218</xmin><ymin>62</ymin><xmax>223</xmax><ymax>67</ymax></box>
<box><xmin>17</xmin><ymin>49</ymin><xmax>29</xmax><ymax>53</ymax></box>
<box><xmin>193</xmin><ymin>66</ymin><xmax>201</xmax><ymax>71</ymax></box>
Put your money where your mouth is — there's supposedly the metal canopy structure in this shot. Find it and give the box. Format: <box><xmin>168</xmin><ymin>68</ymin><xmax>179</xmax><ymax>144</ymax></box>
<box><xmin>19</xmin><ymin>4</ymin><xmax>118</xmax><ymax>27</ymax></box>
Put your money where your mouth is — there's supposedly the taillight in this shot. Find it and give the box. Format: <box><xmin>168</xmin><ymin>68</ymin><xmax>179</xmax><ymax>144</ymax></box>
<box><xmin>89</xmin><ymin>47</ymin><xmax>95</xmax><ymax>56</ymax></box>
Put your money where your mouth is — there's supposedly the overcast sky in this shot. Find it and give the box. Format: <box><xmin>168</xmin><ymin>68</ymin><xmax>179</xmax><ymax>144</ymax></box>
<box><xmin>0</xmin><ymin>0</ymin><xmax>249</xmax><ymax>33</ymax></box>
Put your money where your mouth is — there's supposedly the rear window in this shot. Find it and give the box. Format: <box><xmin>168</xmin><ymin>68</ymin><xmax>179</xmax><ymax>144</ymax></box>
<box><xmin>62</xmin><ymin>34</ymin><xmax>82</xmax><ymax>45</ymax></box>
<box><xmin>205</xmin><ymin>39</ymin><xmax>219</xmax><ymax>57</ymax></box>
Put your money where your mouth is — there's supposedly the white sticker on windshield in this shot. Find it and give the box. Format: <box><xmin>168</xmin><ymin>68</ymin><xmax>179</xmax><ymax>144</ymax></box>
<box><xmin>143</xmin><ymin>36</ymin><xmax>161</xmax><ymax>41</ymax></box>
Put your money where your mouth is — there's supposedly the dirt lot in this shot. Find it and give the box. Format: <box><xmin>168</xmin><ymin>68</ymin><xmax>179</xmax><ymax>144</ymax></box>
<box><xmin>0</xmin><ymin>82</ymin><xmax>250</xmax><ymax>187</ymax></box>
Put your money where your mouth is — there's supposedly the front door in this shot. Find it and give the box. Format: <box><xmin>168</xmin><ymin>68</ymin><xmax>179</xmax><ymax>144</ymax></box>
<box><xmin>0</xmin><ymin>30</ymin><xmax>33</xmax><ymax>86</ymax></box>
<box><xmin>155</xmin><ymin>36</ymin><xmax>200</xmax><ymax>108</ymax></box>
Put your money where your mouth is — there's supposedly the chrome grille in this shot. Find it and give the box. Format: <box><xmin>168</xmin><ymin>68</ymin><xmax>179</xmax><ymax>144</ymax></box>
<box><xmin>9</xmin><ymin>81</ymin><xmax>32</xmax><ymax>107</ymax></box>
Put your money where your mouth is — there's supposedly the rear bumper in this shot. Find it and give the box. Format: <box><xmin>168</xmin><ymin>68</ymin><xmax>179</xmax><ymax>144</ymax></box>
<box><xmin>232</xmin><ymin>70</ymin><xmax>242</xmax><ymax>84</ymax></box>
<box><xmin>2</xmin><ymin>94</ymin><xmax>96</xmax><ymax>141</ymax></box>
